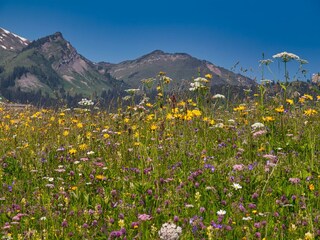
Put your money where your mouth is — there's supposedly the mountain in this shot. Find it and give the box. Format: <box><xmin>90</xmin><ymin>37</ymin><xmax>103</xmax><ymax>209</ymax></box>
<box><xmin>0</xmin><ymin>27</ymin><xmax>30</xmax><ymax>66</ymax></box>
<box><xmin>105</xmin><ymin>50</ymin><xmax>255</xmax><ymax>90</ymax></box>
<box><xmin>0</xmin><ymin>27</ymin><xmax>255</xmax><ymax>105</ymax></box>
<box><xmin>0</xmin><ymin>29</ymin><xmax>124</xmax><ymax>100</ymax></box>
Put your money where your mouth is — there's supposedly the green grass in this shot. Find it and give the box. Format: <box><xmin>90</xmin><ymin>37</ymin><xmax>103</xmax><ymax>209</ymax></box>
<box><xmin>0</xmin><ymin>74</ymin><xmax>320</xmax><ymax>240</ymax></box>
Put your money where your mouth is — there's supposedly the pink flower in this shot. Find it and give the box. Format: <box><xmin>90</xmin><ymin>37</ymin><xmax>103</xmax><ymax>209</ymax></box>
<box><xmin>138</xmin><ymin>214</ymin><xmax>152</xmax><ymax>221</ymax></box>
<box><xmin>289</xmin><ymin>178</ymin><xmax>301</xmax><ymax>184</ymax></box>
<box><xmin>253</xmin><ymin>130</ymin><xmax>267</xmax><ymax>138</ymax></box>
<box><xmin>233</xmin><ymin>164</ymin><xmax>244</xmax><ymax>171</ymax></box>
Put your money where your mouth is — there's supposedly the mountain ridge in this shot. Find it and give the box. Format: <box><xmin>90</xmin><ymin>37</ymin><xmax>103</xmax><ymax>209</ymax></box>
<box><xmin>0</xmin><ymin>27</ymin><xmax>255</xmax><ymax>104</ymax></box>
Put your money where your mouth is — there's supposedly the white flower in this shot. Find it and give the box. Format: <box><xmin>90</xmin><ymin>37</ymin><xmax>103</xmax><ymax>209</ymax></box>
<box><xmin>212</xmin><ymin>94</ymin><xmax>226</xmax><ymax>99</ymax></box>
<box><xmin>259</xmin><ymin>59</ymin><xmax>273</xmax><ymax>66</ymax></box>
<box><xmin>122</xmin><ymin>95</ymin><xmax>131</xmax><ymax>101</ymax></box>
<box><xmin>125</xmin><ymin>88</ymin><xmax>140</xmax><ymax>94</ymax></box>
<box><xmin>242</xmin><ymin>216</ymin><xmax>252</xmax><ymax>221</ymax></box>
<box><xmin>272</xmin><ymin>51</ymin><xmax>299</xmax><ymax>62</ymax></box>
<box><xmin>48</xmin><ymin>177</ymin><xmax>54</xmax><ymax>182</ymax></box>
<box><xmin>260</xmin><ymin>79</ymin><xmax>272</xmax><ymax>84</ymax></box>
<box><xmin>251</xmin><ymin>122</ymin><xmax>265</xmax><ymax>130</ymax></box>
<box><xmin>189</xmin><ymin>78</ymin><xmax>208</xmax><ymax>91</ymax></box>
<box><xmin>217</xmin><ymin>209</ymin><xmax>226</xmax><ymax>216</ymax></box>
<box><xmin>158</xmin><ymin>222</ymin><xmax>182</xmax><ymax>240</ymax></box>
<box><xmin>194</xmin><ymin>77</ymin><xmax>209</xmax><ymax>83</ymax></box>
<box><xmin>185</xmin><ymin>204</ymin><xmax>194</xmax><ymax>208</ymax></box>
<box><xmin>297</xmin><ymin>58</ymin><xmax>308</xmax><ymax>64</ymax></box>
<box><xmin>78</xmin><ymin>98</ymin><xmax>94</xmax><ymax>106</ymax></box>
<box><xmin>87</xmin><ymin>151</ymin><xmax>95</xmax><ymax>155</ymax></box>
<box><xmin>232</xmin><ymin>183</ymin><xmax>242</xmax><ymax>190</ymax></box>
<box><xmin>39</xmin><ymin>216</ymin><xmax>47</xmax><ymax>221</ymax></box>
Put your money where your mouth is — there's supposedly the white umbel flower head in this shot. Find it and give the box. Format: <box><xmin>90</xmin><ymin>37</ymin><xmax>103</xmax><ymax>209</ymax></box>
<box><xmin>272</xmin><ymin>51</ymin><xmax>299</xmax><ymax>62</ymax></box>
<box><xmin>78</xmin><ymin>98</ymin><xmax>94</xmax><ymax>106</ymax></box>
<box><xmin>251</xmin><ymin>122</ymin><xmax>265</xmax><ymax>130</ymax></box>
<box><xmin>212</xmin><ymin>94</ymin><xmax>226</xmax><ymax>99</ymax></box>
<box><xmin>125</xmin><ymin>88</ymin><xmax>140</xmax><ymax>95</ymax></box>
<box><xmin>158</xmin><ymin>222</ymin><xmax>182</xmax><ymax>240</ymax></box>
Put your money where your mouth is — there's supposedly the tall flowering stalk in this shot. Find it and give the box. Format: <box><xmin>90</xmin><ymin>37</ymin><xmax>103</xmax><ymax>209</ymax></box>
<box><xmin>189</xmin><ymin>75</ymin><xmax>211</xmax><ymax>109</ymax></box>
<box><xmin>272</xmin><ymin>51</ymin><xmax>299</xmax><ymax>84</ymax></box>
<box><xmin>259</xmin><ymin>57</ymin><xmax>273</xmax><ymax>110</ymax></box>
<box><xmin>273</xmin><ymin>51</ymin><xmax>300</xmax><ymax>105</ymax></box>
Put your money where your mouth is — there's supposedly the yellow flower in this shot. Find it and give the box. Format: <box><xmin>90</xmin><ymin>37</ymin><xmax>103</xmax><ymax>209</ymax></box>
<box><xmin>309</xmin><ymin>184</ymin><xmax>315</xmax><ymax>191</ymax></box>
<box><xmin>317</xmin><ymin>95</ymin><xmax>320</xmax><ymax>101</ymax></box>
<box><xmin>191</xmin><ymin>109</ymin><xmax>202</xmax><ymax>117</ymax></box>
<box><xmin>103</xmin><ymin>133</ymin><xmax>110</xmax><ymax>139</ymax></box>
<box><xmin>58</xmin><ymin>118</ymin><xmax>65</xmax><ymax>125</ymax></box>
<box><xmin>146</xmin><ymin>114</ymin><xmax>154</xmax><ymax>121</ymax></box>
<box><xmin>205</xmin><ymin>74</ymin><xmax>212</xmax><ymax>79</ymax></box>
<box><xmin>304</xmin><ymin>231</ymin><xmax>314</xmax><ymax>240</ymax></box>
<box><xmin>95</xmin><ymin>175</ymin><xmax>106</xmax><ymax>180</ymax></box>
<box><xmin>63</xmin><ymin>130</ymin><xmax>69</xmax><ymax>136</ymax></box>
<box><xmin>70</xmin><ymin>186</ymin><xmax>78</xmax><ymax>191</ymax></box>
<box><xmin>150</xmin><ymin>124</ymin><xmax>158</xmax><ymax>131</ymax></box>
<box><xmin>177</xmin><ymin>101</ymin><xmax>186</xmax><ymax>107</ymax></box>
<box><xmin>303</xmin><ymin>94</ymin><xmax>313</xmax><ymax>101</ymax></box>
<box><xmin>166</xmin><ymin>113</ymin><xmax>174</xmax><ymax>120</ymax></box>
<box><xmin>124</xmin><ymin>118</ymin><xmax>130</xmax><ymax>123</ymax></box>
<box><xmin>118</xmin><ymin>219</ymin><xmax>125</xmax><ymax>228</ymax></box>
<box><xmin>286</xmin><ymin>99</ymin><xmax>294</xmax><ymax>105</ymax></box>
<box><xmin>146</xmin><ymin>103</ymin><xmax>153</xmax><ymax>107</ymax></box>
<box><xmin>86</xmin><ymin>132</ymin><xmax>92</xmax><ymax>139</ymax></box>
<box><xmin>304</xmin><ymin>108</ymin><xmax>317</xmax><ymax>116</ymax></box>
<box><xmin>299</xmin><ymin>97</ymin><xmax>306</xmax><ymax>103</ymax></box>
<box><xmin>79</xmin><ymin>143</ymin><xmax>88</xmax><ymax>151</ymax></box>
<box><xmin>234</xmin><ymin>105</ymin><xmax>246</xmax><ymax>111</ymax></box>
<box><xmin>69</xmin><ymin>148</ymin><xmax>77</xmax><ymax>155</ymax></box>
<box><xmin>275</xmin><ymin>105</ymin><xmax>284</xmax><ymax>113</ymax></box>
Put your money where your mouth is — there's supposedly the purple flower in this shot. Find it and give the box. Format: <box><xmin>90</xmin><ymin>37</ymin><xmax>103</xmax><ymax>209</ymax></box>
<box><xmin>62</xmin><ymin>219</ymin><xmax>68</xmax><ymax>228</ymax></box>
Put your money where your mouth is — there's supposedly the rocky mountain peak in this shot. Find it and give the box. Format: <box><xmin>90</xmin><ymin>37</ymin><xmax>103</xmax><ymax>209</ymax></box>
<box><xmin>0</xmin><ymin>27</ymin><xmax>30</xmax><ymax>51</ymax></box>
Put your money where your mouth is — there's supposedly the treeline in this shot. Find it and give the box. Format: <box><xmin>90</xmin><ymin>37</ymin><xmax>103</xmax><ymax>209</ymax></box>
<box><xmin>0</xmin><ymin>65</ymin><xmax>60</xmax><ymax>89</ymax></box>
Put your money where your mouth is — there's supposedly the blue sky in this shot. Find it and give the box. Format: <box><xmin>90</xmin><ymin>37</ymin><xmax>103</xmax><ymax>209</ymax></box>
<box><xmin>0</xmin><ymin>0</ymin><xmax>319</xmax><ymax>81</ymax></box>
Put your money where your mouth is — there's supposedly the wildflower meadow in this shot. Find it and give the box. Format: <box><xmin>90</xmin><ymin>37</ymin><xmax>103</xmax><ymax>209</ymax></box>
<box><xmin>0</xmin><ymin>52</ymin><xmax>320</xmax><ymax>239</ymax></box>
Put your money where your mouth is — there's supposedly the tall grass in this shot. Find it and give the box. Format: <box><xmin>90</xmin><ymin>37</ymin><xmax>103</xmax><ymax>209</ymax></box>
<box><xmin>0</xmin><ymin>62</ymin><xmax>320</xmax><ymax>240</ymax></box>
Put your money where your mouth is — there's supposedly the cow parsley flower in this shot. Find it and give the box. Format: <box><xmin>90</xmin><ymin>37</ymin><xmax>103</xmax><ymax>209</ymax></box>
<box><xmin>78</xmin><ymin>98</ymin><xmax>94</xmax><ymax>106</ymax></box>
<box><xmin>212</xmin><ymin>94</ymin><xmax>226</xmax><ymax>99</ymax></box>
<box><xmin>125</xmin><ymin>88</ymin><xmax>140</xmax><ymax>95</ymax></box>
<box><xmin>272</xmin><ymin>51</ymin><xmax>299</xmax><ymax>62</ymax></box>
<box><xmin>158</xmin><ymin>222</ymin><xmax>182</xmax><ymax>240</ymax></box>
